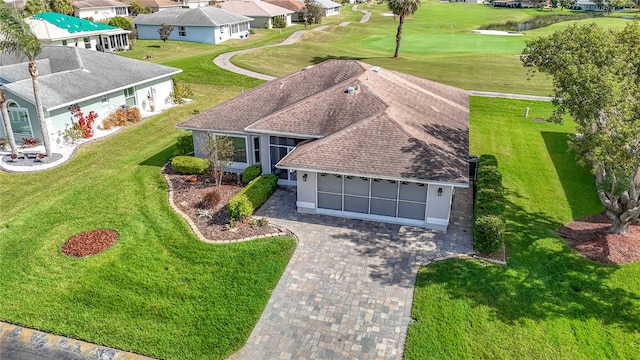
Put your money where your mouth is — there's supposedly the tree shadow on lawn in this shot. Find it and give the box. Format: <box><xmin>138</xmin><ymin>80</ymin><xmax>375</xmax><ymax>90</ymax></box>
<box><xmin>138</xmin><ymin>146</ymin><xmax>175</xmax><ymax>167</ymax></box>
<box><xmin>541</xmin><ymin>131</ymin><xmax>601</xmax><ymax>219</ymax></box>
<box><xmin>310</xmin><ymin>55</ymin><xmax>388</xmax><ymax>65</ymax></box>
<box><xmin>416</xmin><ymin>188</ymin><xmax>640</xmax><ymax>333</ymax></box>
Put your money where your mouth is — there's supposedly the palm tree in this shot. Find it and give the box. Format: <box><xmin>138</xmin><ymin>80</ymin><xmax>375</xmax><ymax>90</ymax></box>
<box><xmin>0</xmin><ymin>6</ymin><xmax>52</xmax><ymax>157</ymax></box>
<box><xmin>0</xmin><ymin>89</ymin><xmax>19</xmax><ymax>156</ymax></box>
<box><xmin>387</xmin><ymin>0</ymin><xmax>421</xmax><ymax>59</ymax></box>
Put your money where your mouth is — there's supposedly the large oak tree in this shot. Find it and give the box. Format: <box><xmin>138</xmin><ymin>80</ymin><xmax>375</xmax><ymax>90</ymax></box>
<box><xmin>522</xmin><ymin>22</ymin><xmax>640</xmax><ymax>235</ymax></box>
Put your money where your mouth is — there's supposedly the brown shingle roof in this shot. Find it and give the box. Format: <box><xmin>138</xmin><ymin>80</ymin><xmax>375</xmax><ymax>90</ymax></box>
<box><xmin>177</xmin><ymin>60</ymin><xmax>469</xmax><ymax>185</ymax></box>
<box><xmin>177</xmin><ymin>60</ymin><xmax>366</xmax><ymax>133</ymax></box>
<box><xmin>263</xmin><ymin>0</ymin><xmax>305</xmax><ymax>12</ymax></box>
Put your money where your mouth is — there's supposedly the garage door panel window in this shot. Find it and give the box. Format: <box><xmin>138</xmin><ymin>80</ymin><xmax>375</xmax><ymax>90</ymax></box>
<box><xmin>344</xmin><ymin>176</ymin><xmax>369</xmax><ymax>196</ymax></box>
<box><xmin>318</xmin><ymin>173</ymin><xmax>342</xmax><ymax>193</ymax></box>
<box><xmin>399</xmin><ymin>182</ymin><xmax>427</xmax><ymax>202</ymax></box>
<box><xmin>318</xmin><ymin>193</ymin><xmax>342</xmax><ymax>210</ymax></box>
<box><xmin>344</xmin><ymin>195</ymin><xmax>368</xmax><ymax>214</ymax></box>
<box><xmin>398</xmin><ymin>201</ymin><xmax>426</xmax><ymax>220</ymax></box>
<box><xmin>371</xmin><ymin>179</ymin><xmax>397</xmax><ymax>199</ymax></box>
<box><xmin>370</xmin><ymin>198</ymin><xmax>397</xmax><ymax>217</ymax></box>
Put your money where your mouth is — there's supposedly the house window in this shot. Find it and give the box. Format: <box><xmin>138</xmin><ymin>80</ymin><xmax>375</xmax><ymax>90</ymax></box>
<box><xmin>83</xmin><ymin>37</ymin><xmax>91</xmax><ymax>49</ymax></box>
<box><xmin>101</xmin><ymin>94</ymin><xmax>109</xmax><ymax>103</ymax></box>
<box><xmin>252</xmin><ymin>136</ymin><xmax>260</xmax><ymax>163</ymax></box>
<box><xmin>178</xmin><ymin>26</ymin><xmax>186</xmax><ymax>37</ymax></box>
<box><xmin>124</xmin><ymin>87</ymin><xmax>136</xmax><ymax>106</ymax></box>
<box><xmin>269</xmin><ymin>136</ymin><xmax>305</xmax><ymax>181</ymax></box>
<box><xmin>206</xmin><ymin>134</ymin><xmax>248</xmax><ymax>164</ymax></box>
<box><xmin>116</xmin><ymin>7</ymin><xmax>128</xmax><ymax>16</ymax></box>
<box><xmin>6</xmin><ymin>101</ymin><xmax>32</xmax><ymax>138</ymax></box>
<box><xmin>230</xmin><ymin>22</ymin><xmax>249</xmax><ymax>34</ymax></box>
<box><xmin>62</xmin><ymin>40</ymin><xmax>67</xmax><ymax>46</ymax></box>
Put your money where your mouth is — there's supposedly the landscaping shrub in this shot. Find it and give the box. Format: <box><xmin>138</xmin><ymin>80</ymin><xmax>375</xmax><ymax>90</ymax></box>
<box><xmin>474</xmin><ymin>154</ymin><xmax>506</xmax><ymax>253</ymax></box>
<box><xmin>473</xmin><ymin>214</ymin><xmax>505</xmax><ymax>253</ymax></box>
<box><xmin>171</xmin><ymin>80</ymin><xmax>194</xmax><ymax>104</ymax></box>
<box><xmin>171</xmin><ymin>156</ymin><xmax>209</xmax><ymax>175</ymax></box>
<box><xmin>228</xmin><ymin>194</ymin><xmax>253</xmax><ymax>220</ymax></box>
<box><xmin>102</xmin><ymin>107</ymin><xmax>142</xmax><ymax>129</ymax></box>
<box><xmin>176</xmin><ymin>133</ymin><xmax>194</xmax><ymax>155</ymax></box>
<box><xmin>201</xmin><ymin>190</ymin><xmax>221</xmax><ymax>207</ymax></box>
<box><xmin>228</xmin><ymin>174</ymin><xmax>278</xmax><ymax>220</ymax></box>
<box><xmin>241</xmin><ymin>164</ymin><xmax>261</xmax><ymax>185</ymax></box>
<box><xmin>273</xmin><ymin>16</ymin><xmax>286</xmax><ymax>29</ymax></box>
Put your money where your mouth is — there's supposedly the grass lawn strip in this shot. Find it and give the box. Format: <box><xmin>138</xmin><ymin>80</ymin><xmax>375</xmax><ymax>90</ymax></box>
<box><xmin>405</xmin><ymin>97</ymin><xmax>640</xmax><ymax>359</ymax></box>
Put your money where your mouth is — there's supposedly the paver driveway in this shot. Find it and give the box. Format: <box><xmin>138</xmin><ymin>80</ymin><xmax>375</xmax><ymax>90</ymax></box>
<box><xmin>229</xmin><ymin>186</ymin><xmax>473</xmax><ymax>360</ymax></box>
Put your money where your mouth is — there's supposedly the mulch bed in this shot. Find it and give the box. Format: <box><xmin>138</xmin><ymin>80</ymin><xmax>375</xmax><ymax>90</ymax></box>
<box><xmin>62</xmin><ymin>229</ymin><xmax>119</xmax><ymax>257</ymax></box>
<box><xmin>558</xmin><ymin>213</ymin><xmax>640</xmax><ymax>264</ymax></box>
<box><xmin>163</xmin><ymin>165</ymin><xmax>281</xmax><ymax>242</ymax></box>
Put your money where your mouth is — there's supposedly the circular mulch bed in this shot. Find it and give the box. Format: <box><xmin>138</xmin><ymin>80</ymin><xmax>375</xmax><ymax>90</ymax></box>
<box><xmin>61</xmin><ymin>229</ymin><xmax>119</xmax><ymax>257</ymax></box>
<box><xmin>558</xmin><ymin>213</ymin><xmax>640</xmax><ymax>264</ymax></box>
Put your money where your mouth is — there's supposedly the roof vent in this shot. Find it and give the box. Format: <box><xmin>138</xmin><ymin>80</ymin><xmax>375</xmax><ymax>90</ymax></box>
<box><xmin>303</xmin><ymin>65</ymin><xmax>314</xmax><ymax>70</ymax></box>
<box><xmin>371</xmin><ymin>66</ymin><xmax>382</xmax><ymax>73</ymax></box>
<box><xmin>346</xmin><ymin>86</ymin><xmax>355</xmax><ymax>94</ymax></box>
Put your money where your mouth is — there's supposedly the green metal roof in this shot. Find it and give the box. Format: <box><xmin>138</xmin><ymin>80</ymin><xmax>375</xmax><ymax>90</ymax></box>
<box><xmin>32</xmin><ymin>12</ymin><xmax>117</xmax><ymax>33</ymax></box>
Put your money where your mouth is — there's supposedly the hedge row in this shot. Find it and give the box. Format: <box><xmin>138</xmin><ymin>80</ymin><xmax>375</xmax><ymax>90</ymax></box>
<box><xmin>473</xmin><ymin>154</ymin><xmax>506</xmax><ymax>253</ymax></box>
<box><xmin>228</xmin><ymin>174</ymin><xmax>278</xmax><ymax>220</ymax></box>
<box><xmin>171</xmin><ymin>156</ymin><xmax>209</xmax><ymax>175</ymax></box>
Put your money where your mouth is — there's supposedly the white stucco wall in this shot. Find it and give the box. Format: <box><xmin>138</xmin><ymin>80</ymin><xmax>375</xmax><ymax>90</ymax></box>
<box><xmin>426</xmin><ymin>185</ymin><xmax>452</xmax><ymax>225</ymax></box>
<box><xmin>296</xmin><ymin>171</ymin><xmax>316</xmax><ymax>214</ymax></box>
<box><xmin>76</xmin><ymin>7</ymin><xmax>125</xmax><ymax>21</ymax></box>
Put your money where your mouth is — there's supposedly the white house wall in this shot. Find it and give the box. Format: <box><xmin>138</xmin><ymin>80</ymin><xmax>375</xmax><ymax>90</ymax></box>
<box><xmin>76</xmin><ymin>7</ymin><xmax>123</xmax><ymax>21</ymax></box>
<box><xmin>134</xmin><ymin>77</ymin><xmax>175</xmax><ymax>112</ymax></box>
<box><xmin>296</xmin><ymin>170</ymin><xmax>316</xmax><ymax>214</ymax></box>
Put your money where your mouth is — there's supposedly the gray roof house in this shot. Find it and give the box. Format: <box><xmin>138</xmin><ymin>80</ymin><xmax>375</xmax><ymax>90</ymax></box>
<box><xmin>0</xmin><ymin>46</ymin><xmax>181</xmax><ymax>147</ymax></box>
<box><xmin>307</xmin><ymin>0</ymin><xmax>342</xmax><ymax>16</ymax></box>
<box><xmin>73</xmin><ymin>0</ymin><xmax>131</xmax><ymax>21</ymax></box>
<box><xmin>176</xmin><ymin>60</ymin><xmax>469</xmax><ymax>230</ymax></box>
<box><xmin>218</xmin><ymin>0</ymin><xmax>294</xmax><ymax>29</ymax></box>
<box><xmin>132</xmin><ymin>7</ymin><xmax>254</xmax><ymax>44</ymax></box>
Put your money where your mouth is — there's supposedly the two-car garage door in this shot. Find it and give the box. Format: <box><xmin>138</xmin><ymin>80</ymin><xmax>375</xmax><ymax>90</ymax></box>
<box><xmin>316</xmin><ymin>173</ymin><xmax>429</xmax><ymax>225</ymax></box>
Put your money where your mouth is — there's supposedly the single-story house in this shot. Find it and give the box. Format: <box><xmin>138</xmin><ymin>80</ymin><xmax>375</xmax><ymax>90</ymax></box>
<box><xmin>124</xmin><ymin>0</ymin><xmax>184</xmax><ymax>12</ymax></box>
<box><xmin>133</xmin><ymin>7</ymin><xmax>254</xmax><ymax>44</ymax></box>
<box><xmin>491</xmin><ymin>0</ymin><xmax>536</xmax><ymax>7</ymax></box>
<box><xmin>307</xmin><ymin>0</ymin><xmax>341</xmax><ymax>17</ymax></box>
<box><xmin>26</xmin><ymin>12</ymin><xmax>131</xmax><ymax>52</ymax></box>
<box><xmin>218</xmin><ymin>0</ymin><xmax>293</xmax><ymax>29</ymax></box>
<box><xmin>73</xmin><ymin>0</ymin><xmax>130</xmax><ymax>21</ymax></box>
<box><xmin>182</xmin><ymin>0</ymin><xmax>212</xmax><ymax>8</ymax></box>
<box><xmin>0</xmin><ymin>46</ymin><xmax>181</xmax><ymax>146</ymax></box>
<box><xmin>176</xmin><ymin>60</ymin><xmax>469</xmax><ymax>230</ymax></box>
<box><xmin>264</xmin><ymin>0</ymin><xmax>305</xmax><ymax>22</ymax></box>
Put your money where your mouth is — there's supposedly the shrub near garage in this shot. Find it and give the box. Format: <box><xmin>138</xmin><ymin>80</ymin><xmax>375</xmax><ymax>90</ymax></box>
<box><xmin>473</xmin><ymin>154</ymin><xmax>506</xmax><ymax>253</ymax></box>
<box><xmin>175</xmin><ymin>133</ymin><xmax>194</xmax><ymax>155</ymax></box>
<box><xmin>228</xmin><ymin>174</ymin><xmax>278</xmax><ymax>220</ymax></box>
<box><xmin>241</xmin><ymin>164</ymin><xmax>261</xmax><ymax>185</ymax></box>
<box><xmin>171</xmin><ymin>156</ymin><xmax>209</xmax><ymax>175</ymax></box>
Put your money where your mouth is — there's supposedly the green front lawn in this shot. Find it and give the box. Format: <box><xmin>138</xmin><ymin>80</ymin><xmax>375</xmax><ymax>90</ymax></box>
<box><xmin>0</xmin><ymin>55</ymin><xmax>296</xmax><ymax>360</ymax></box>
<box><xmin>404</xmin><ymin>97</ymin><xmax>640</xmax><ymax>359</ymax></box>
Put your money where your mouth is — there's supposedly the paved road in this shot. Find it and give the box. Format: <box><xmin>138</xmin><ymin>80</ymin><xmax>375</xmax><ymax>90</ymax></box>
<box><xmin>0</xmin><ymin>323</ymin><xmax>151</xmax><ymax>360</ymax></box>
<box><xmin>229</xmin><ymin>188</ymin><xmax>473</xmax><ymax>359</ymax></box>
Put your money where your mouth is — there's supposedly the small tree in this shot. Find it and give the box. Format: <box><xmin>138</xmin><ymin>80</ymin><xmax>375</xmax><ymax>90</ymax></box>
<box><xmin>387</xmin><ymin>0</ymin><xmax>421</xmax><ymax>59</ymax></box>
<box><xmin>273</xmin><ymin>16</ymin><xmax>286</xmax><ymax>29</ymax></box>
<box><xmin>129</xmin><ymin>0</ymin><xmax>151</xmax><ymax>15</ymax></box>
<box><xmin>200</xmin><ymin>134</ymin><xmax>235</xmax><ymax>186</ymax></box>
<box><xmin>158</xmin><ymin>23</ymin><xmax>173</xmax><ymax>45</ymax></box>
<box><xmin>49</xmin><ymin>0</ymin><xmax>73</xmax><ymax>15</ymax></box>
<box><xmin>558</xmin><ymin>0</ymin><xmax>577</xmax><ymax>10</ymax></box>
<box><xmin>23</xmin><ymin>0</ymin><xmax>49</xmax><ymax>16</ymax></box>
<box><xmin>303</xmin><ymin>0</ymin><xmax>323</xmax><ymax>26</ymax></box>
<box><xmin>108</xmin><ymin>16</ymin><xmax>132</xmax><ymax>30</ymax></box>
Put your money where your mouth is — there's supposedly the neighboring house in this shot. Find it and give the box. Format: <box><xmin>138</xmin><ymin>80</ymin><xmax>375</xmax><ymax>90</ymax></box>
<box><xmin>264</xmin><ymin>0</ymin><xmax>305</xmax><ymax>22</ymax></box>
<box><xmin>176</xmin><ymin>60</ymin><xmax>469</xmax><ymax>230</ymax></box>
<box><xmin>73</xmin><ymin>0</ymin><xmax>130</xmax><ymax>21</ymax></box>
<box><xmin>491</xmin><ymin>0</ymin><xmax>536</xmax><ymax>7</ymax></box>
<box><xmin>182</xmin><ymin>0</ymin><xmax>212</xmax><ymax>8</ymax></box>
<box><xmin>133</xmin><ymin>7</ymin><xmax>254</xmax><ymax>44</ymax></box>
<box><xmin>307</xmin><ymin>0</ymin><xmax>341</xmax><ymax>16</ymax></box>
<box><xmin>0</xmin><ymin>46</ymin><xmax>181</xmax><ymax>146</ymax></box>
<box><xmin>218</xmin><ymin>0</ymin><xmax>293</xmax><ymax>29</ymax></box>
<box><xmin>26</xmin><ymin>12</ymin><xmax>130</xmax><ymax>52</ymax></box>
<box><xmin>124</xmin><ymin>0</ymin><xmax>184</xmax><ymax>12</ymax></box>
